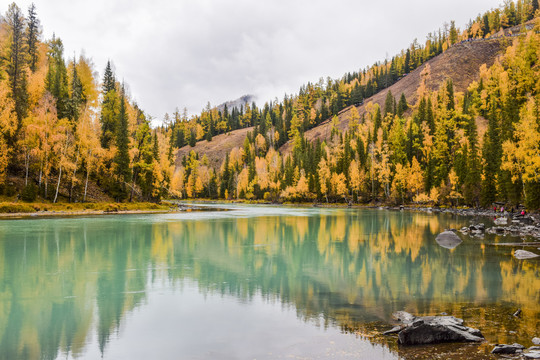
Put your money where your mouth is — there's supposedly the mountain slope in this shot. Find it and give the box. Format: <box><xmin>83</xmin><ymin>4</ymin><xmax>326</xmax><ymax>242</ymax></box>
<box><xmin>175</xmin><ymin>126</ymin><xmax>254</xmax><ymax>168</ymax></box>
<box><xmin>175</xmin><ymin>38</ymin><xmax>504</xmax><ymax>167</ymax></box>
<box><xmin>280</xmin><ymin>38</ymin><xmax>503</xmax><ymax>153</ymax></box>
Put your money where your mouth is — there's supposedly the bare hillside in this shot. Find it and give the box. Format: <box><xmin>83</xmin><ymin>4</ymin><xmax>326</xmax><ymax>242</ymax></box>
<box><xmin>175</xmin><ymin>127</ymin><xmax>254</xmax><ymax>169</ymax></box>
<box><xmin>280</xmin><ymin>39</ymin><xmax>503</xmax><ymax>154</ymax></box>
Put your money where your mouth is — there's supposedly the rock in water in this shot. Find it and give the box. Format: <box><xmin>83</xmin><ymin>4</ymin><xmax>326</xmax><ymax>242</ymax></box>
<box><xmin>514</xmin><ymin>250</ymin><xmax>540</xmax><ymax>259</ymax></box>
<box><xmin>397</xmin><ymin>316</ymin><xmax>484</xmax><ymax>345</ymax></box>
<box><xmin>524</xmin><ymin>350</ymin><xmax>540</xmax><ymax>359</ymax></box>
<box><xmin>494</xmin><ymin>217</ymin><xmax>508</xmax><ymax>225</ymax></box>
<box><xmin>435</xmin><ymin>231</ymin><xmax>463</xmax><ymax>249</ymax></box>
<box><xmin>491</xmin><ymin>343</ymin><xmax>525</xmax><ymax>354</ymax></box>
<box><xmin>383</xmin><ymin>325</ymin><xmax>404</xmax><ymax>335</ymax></box>
<box><xmin>533</xmin><ymin>337</ymin><xmax>540</xmax><ymax>345</ymax></box>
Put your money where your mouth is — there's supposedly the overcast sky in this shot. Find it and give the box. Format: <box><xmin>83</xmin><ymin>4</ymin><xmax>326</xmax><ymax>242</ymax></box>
<box><xmin>8</xmin><ymin>0</ymin><xmax>501</xmax><ymax>121</ymax></box>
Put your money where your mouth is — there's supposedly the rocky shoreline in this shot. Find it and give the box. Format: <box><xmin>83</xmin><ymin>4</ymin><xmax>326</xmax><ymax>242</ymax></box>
<box><xmin>398</xmin><ymin>205</ymin><xmax>540</xmax><ymax>240</ymax></box>
<box><xmin>383</xmin><ymin>311</ymin><xmax>540</xmax><ymax>359</ymax></box>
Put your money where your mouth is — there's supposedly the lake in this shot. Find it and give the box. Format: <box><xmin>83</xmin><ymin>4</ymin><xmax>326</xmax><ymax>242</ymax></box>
<box><xmin>0</xmin><ymin>204</ymin><xmax>538</xmax><ymax>359</ymax></box>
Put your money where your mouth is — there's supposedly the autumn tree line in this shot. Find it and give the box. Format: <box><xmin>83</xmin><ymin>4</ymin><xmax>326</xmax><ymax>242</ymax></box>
<box><xmin>0</xmin><ymin>3</ymin><xmax>171</xmax><ymax>202</ymax></box>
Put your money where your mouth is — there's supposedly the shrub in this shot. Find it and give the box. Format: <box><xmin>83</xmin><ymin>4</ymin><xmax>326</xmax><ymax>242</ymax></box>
<box><xmin>20</xmin><ymin>183</ymin><xmax>38</xmax><ymax>202</ymax></box>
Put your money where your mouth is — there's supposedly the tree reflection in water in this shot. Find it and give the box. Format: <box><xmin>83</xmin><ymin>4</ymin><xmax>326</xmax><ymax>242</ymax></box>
<box><xmin>0</xmin><ymin>207</ymin><xmax>537</xmax><ymax>359</ymax></box>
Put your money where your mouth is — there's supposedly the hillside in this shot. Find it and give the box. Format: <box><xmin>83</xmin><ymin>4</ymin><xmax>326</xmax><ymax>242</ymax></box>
<box><xmin>280</xmin><ymin>38</ymin><xmax>503</xmax><ymax>154</ymax></box>
<box><xmin>175</xmin><ymin>126</ymin><xmax>254</xmax><ymax>168</ymax></box>
<box><xmin>175</xmin><ymin>38</ymin><xmax>504</xmax><ymax>164</ymax></box>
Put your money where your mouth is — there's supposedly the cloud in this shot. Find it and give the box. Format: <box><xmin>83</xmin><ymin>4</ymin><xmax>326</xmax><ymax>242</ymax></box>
<box><xmin>8</xmin><ymin>0</ymin><xmax>501</xmax><ymax>119</ymax></box>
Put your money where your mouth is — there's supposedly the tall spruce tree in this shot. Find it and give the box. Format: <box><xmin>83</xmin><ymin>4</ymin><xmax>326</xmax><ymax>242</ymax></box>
<box><xmin>68</xmin><ymin>57</ymin><xmax>85</xmax><ymax>122</ymax></box>
<box><xmin>397</xmin><ymin>93</ymin><xmax>408</xmax><ymax>117</ymax></box>
<box><xmin>115</xmin><ymin>86</ymin><xmax>131</xmax><ymax>196</ymax></box>
<box><xmin>481</xmin><ymin>113</ymin><xmax>501</xmax><ymax>206</ymax></box>
<box><xmin>5</xmin><ymin>3</ymin><xmax>28</xmax><ymax>132</ymax></box>
<box><xmin>463</xmin><ymin>117</ymin><xmax>481</xmax><ymax>206</ymax></box>
<box><xmin>26</xmin><ymin>3</ymin><xmax>40</xmax><ymax>73</ymax></box>
<box><xmin>100</xmin><ymin>61</ymin><xmax>118</xmax><ymax>148</ymax></box>
<box><xmin>404</xmin><ymin>49</ymin><xmax>411</xmax><ymax>73</ymax></box>
<box><xmin>383</xmin><ymin>90</ymin><xmax>395</xmax><ymax>118</ymax></box>
<box><xmin>46</xmin><ymin>36</ymin><xmax>69</xmax><ymax>119</ymax></box>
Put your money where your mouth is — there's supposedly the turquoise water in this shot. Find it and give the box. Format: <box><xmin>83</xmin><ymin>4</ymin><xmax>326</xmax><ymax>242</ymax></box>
<box><xmin>0</xmin><ymin>204</ymin><xmax>538</xmax><ymax>359</ymax></box>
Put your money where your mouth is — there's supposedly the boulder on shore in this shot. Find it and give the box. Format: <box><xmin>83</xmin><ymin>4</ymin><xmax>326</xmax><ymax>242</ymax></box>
<box><xmin>435</xmin><ymin>231</ymin><xmax>463</xmax><ymax>249</ymax></box>
<box><xmin>514</xmin><ymin>250</ymin><xmax>540</xmax><ymax>260</ymax></box>
<box><xmin>524</xmin><ymin>347</ymin><xmax>540</xmax><ymax>359</ymax></box>
<box><xmin>491</xmin><ymin>343</ymin><xmax>525</xmax><ymax>354</ymax></box>
<box><xmin>385</xmin><ymin>312</ymin><xmax>484</xmax><ymax>346</ymax></box>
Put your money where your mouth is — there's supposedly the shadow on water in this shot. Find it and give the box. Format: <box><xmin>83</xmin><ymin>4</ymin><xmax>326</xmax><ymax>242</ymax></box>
<box><xmin>0</xmin><ymin>206</ymin><xmax>537</xmax><ymax>359</ymax></box>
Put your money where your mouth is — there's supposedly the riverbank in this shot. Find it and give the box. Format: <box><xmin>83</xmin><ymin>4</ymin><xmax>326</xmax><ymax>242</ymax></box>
<box><xmin>0</xmin><ymin>201</ymin><xmax>175</xmax><ymax>219</ymax></box>
<box><xmin>3</xmin><ymin>200</ymin><xmax>540</xmax><ymax>241</ymax></box>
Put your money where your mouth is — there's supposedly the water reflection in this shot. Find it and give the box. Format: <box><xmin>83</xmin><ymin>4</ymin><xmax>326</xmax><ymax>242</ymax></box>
<box><xmin>0</xmin><ymin>207</ymin><xmax>538</xmax><ymax>359</ymax></box>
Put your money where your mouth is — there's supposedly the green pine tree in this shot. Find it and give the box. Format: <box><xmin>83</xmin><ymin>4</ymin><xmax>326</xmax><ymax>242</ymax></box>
<box><xmin>5</xmin><ymin>3</ymin><xmax>28</xmax><ymax>132</ymax></box>
<box><xmin>480</xmin><ymin>114</ymin><xmax>501</xmax><ymax>206</ymax></box>
<box><xmin>46</xmin><ymin>36</ymin><xmax>69</xmax><ymax>119</ymax></box>
<box><xmin>397</xmin><ymin>93</ymin><xmax>408</xmax><ymax>117</ymax></box>
<box><xmin>100</xmin><ymin>61</ymin><xmax>118</xmax><ymax>148</ymax></box>
<box><xmin>114</xmin><ymin>86</ymin><xmax>132</xmax><ymax>197</ymax></box>
<box><xmin>26</xmin><ymin>3</ymin><xmax>40</xmax><ymax>73</ymax></box>
<box><xmin>68</xmin><ymin>57</ymin><xmax>85</xmax><ymax>122</ymax></box>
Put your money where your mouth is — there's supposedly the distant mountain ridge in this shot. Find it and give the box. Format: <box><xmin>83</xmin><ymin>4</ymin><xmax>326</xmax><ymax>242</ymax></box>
<box><xmin>216</xmin><ymin>94</ymin><xmax>256</xmax><ymax>112</ymax></box>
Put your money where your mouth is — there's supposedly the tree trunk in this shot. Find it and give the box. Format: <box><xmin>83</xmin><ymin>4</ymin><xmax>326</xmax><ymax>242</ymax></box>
<box><xmin>24</xmin><ymin>151</ymin><xmax>29</xmax><ymax>186</ymax></box>
<box><xmin>69</xmin><ymin>151</ymin><xmax>80</xmax><ymax>203</ymax></box>
<box><xmin>38</xmin><ymin>158</ymin><xmax>43</xmax><ymax>186</ymax></box>
<box><xmin>54</xmin><ymin>166</ymin><xmax>62</xmax><ymax>203</ymax></box>
<box><xmin>130</xmin><ymin>170</ymin><xmax>138</xmax><ymax>202</ymax></box>
<box><xmin>84</xmin><ymin>168</ymin><xmax>89</xmax><ymax>202</ymax></box>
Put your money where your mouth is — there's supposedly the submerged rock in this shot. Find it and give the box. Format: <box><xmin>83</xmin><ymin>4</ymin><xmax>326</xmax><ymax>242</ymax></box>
<box><xmin>387</xmin><ymin>312</ymin><xmax>484</xmax><ymax>346</ymax></box>
<box><xmin>435</xmin><ymin>231</ymin><xmax>463</xmax><ymax>249</ymax></box>
<box><xmin>383</xmin><ymin>325</ymin><xmax>404</xmax><ymax>335</ymax></box>
<box><xmin>514</xmin><ymin>250</ymin><xmax>540</xmax><ymax>260</ymax></box>
<box><xmin>491</xmin><ymin>343</ymin><xmax>525</xmax><ymax>354</ymax></box>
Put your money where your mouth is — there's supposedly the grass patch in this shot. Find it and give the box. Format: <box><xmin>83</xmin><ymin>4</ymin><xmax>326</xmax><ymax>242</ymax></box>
<box><xmin>0</xmin><ymin>203</ymin><xmax>36</xmax><ymax>213</ymax></box>
<box><xmin>0</xmin><ymin>201</ymin><xmax>169</xmax><ymax>214</ymax></box>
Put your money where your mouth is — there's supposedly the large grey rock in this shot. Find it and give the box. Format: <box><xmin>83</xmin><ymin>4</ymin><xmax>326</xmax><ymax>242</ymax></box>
<box><xmin>491</xmin><ymin>343</ymin><xmax>525</xmax><ymax>354</ymax></box>
<box><xmin>396</xmin><ymin>315</ymin><xmax>484</xmax><ymax>345</ymax></box>
<box><xmin>435</xmin><ymin>231</ymin><xmax>463</xmax><ymax>249</ymax></box>
<box><xmin>524</xmin><ymin>351</ymin><xmax>540</xmax><ymax>359</ymax></box>
<box><xmin>494</xmin><ymin>217</ymin><xmax>508</xmax><ymax>225</ymax></box>
<box><xmin>514</xmin><ymin>250</ymin><xmax>540</xmax><ymax>260</ymax></box>
<box><xmin>533</xmin><ymin>337</ymin><xmax>540</xmax><ymax>345</ymax></box>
